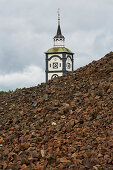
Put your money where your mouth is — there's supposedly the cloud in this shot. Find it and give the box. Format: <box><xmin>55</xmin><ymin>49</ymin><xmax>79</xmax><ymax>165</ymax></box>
<box><xmin>0</xmin><ymin>65</ymin><xmax>45</xmax><ymax>91</ymax></box>
<box><xmin>0</xmin><ymin>0</ymin><xmax>113</xmax><ymax>90</ymax></box>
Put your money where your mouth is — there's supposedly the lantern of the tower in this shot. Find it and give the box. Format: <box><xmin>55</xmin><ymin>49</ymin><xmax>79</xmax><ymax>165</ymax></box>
<box><xmin>45</xmin><ymin>10</ymin><xmax>74</xmax><ymax>82</ymax></box>
<box><xmin>53</xmin><ymin>26</ymin><xmax>65</xmax><ymax>47</ymax></box>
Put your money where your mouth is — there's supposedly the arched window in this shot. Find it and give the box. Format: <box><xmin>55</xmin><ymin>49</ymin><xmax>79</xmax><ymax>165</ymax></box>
<box><xmin>51</xmin><ymin>74</ymin><xmax>58</xmax><ymax>79</ymax></box>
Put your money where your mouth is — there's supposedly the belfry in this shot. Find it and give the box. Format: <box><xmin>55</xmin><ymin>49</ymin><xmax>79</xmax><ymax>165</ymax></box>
<box><xmin>45</xmin><ymin>9</ymin><xmax>74</xmax><ymax>82</ymax></box>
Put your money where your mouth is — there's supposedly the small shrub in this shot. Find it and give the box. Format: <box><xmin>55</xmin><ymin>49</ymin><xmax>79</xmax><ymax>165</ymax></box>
<box><xmin>0</xmin><ymin>91</ymin><xmax>5</xmax><ymax>95</ymax></box>
<box><xmin>8</xmin><ymin>90</ymin><xmax>13</xmax><ymax>93</ymax></box>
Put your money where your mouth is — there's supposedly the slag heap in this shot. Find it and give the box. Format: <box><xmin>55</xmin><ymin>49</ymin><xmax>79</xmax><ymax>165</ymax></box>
<box><xmin>0</xmin><ymin>52</ymin><xmax>113</xmax><ymax>169</ymax></box>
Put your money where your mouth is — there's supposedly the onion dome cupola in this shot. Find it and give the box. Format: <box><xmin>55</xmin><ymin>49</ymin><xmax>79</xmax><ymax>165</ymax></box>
<box><xmin>45</xmin><ymin>9</ymin><xmax>74</xmax><ymax>83</ymax></box>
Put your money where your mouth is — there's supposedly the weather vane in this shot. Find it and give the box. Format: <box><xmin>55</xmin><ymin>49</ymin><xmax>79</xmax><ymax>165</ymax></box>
<box><xmin>57</xmin><ymin>8</ymin><xmax>60</xmax><ymax>25</ymax></box>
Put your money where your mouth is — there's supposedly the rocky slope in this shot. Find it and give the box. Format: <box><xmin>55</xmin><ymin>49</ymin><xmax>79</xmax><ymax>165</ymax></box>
<box><xmin>0</xmin><ymin>52</ymin><xmax>113</xmax><ymax>169</ymax></box>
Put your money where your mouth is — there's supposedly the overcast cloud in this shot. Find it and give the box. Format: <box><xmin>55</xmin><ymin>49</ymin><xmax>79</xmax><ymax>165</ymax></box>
<box><xmin>0</xmin><ymin>0</ymin><xmax>113</xmax><ymax>91</ymax></box>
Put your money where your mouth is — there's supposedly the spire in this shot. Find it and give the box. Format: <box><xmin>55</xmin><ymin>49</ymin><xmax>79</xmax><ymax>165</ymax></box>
<box><xmin>56</xmin><ymin>9</ymin><xmax>62</xmax><ymax>37</ymax></box>
<box><xmin>54</xmin><ymin>9</ymin><xmax>65</xmax><ymax>47</ymax></box>
<box><xmin>54</xmin><ymin>8</ymin><xmax>65</xmax><ymax>39</ymax></box>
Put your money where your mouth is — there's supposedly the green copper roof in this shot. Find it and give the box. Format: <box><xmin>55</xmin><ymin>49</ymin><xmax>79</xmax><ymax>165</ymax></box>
<box><xmin>45</xmin><ymin>47</ymin><xmax>73</xmax><ymax>54</ymax></box>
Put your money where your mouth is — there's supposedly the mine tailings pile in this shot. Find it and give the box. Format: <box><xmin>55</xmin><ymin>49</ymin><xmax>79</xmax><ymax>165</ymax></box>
<box><xmin>0</xmin><ymin>52</ymin><xmax>113</xmax><ymax>169</ymax></box>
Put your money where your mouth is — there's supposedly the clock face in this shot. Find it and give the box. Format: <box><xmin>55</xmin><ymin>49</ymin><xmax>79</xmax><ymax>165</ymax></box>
<box><xmin>53</xmin><ymin>62</ymin><xmax>58</xmax><ymax>69</ymax></box>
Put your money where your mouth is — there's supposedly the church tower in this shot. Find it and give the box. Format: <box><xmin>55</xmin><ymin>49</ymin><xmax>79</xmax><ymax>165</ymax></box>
<box><xmin>45</xmin><ymin>9</ymin><xmax>74</xmax><ymax>82</ymax></box>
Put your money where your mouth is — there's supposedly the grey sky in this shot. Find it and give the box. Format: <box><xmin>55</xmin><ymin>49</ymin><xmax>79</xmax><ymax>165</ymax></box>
<box><xmin>0</xmin><ymin>0</ymin><xmax>113</xmax><ymax>91</ymax></box>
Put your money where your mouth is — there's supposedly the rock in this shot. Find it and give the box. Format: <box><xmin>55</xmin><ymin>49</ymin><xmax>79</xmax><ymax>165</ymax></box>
<box><xmin>0</xmin><ymin>52</ymin><xmax>112</xmax><ymax>169</ymax></box>
<box><xmin>96</xmin><ymin>115</ymin><xmax>102</xmax><ymax>120</ymax></box>
<box><xmin>73</xmin><ymin>92</ymin><xmax>82</xmax><ymax>96</ymax></box>
<box><xmin>51</xmin><ymin>122</ymin><xmax>57</xmax><ymax>126</ymax></box>
<box><xmin>98</xmin><ymin>153</ymin><xmax>103</xmax><ymax>157</ymax></box>
<box><xmin>62</xmin><ymin>103</ymin><xmax>70</xmax><ymax>108</ymax></box>
<box><xmin>93</xmin><ymin>165</ymin><xmax>100</xmax><ymax>170</ymax></box>
<box><xmin>43</xmin><ymin>94</ymin><xmax>48</xmax><ymax>100</ymax></box>
<box><xmin>0</xmin><ymin>137</ymin><xmax>4</xmax><ymax>143</ymax></box>
<box><xmin>0</xmin><ymin>109</ymin><xmax>3</xmax><ymax>113</ymax></box>
<box><xmin>60</xmin><ymin>157</ymin><xmax>71</xmax><ymax>163</ymax></box>
<box><xmin>110</xmin><ymin>131</ymin><xmax>113</xmax><ymax>135</ymax></box>
<box><xmin>61</xmin><ymin>115</ymin><xmax>66</xmax><ymax>119</ymax></box>
<box><xmin>32</xmin><ymin>102</ymin><xmax>38</xmax><ymax>107</ymax></box>
<box><xmin>41</xmin><ymin>150</ymin><xmax>45</xmax><ymax>158</ymax></box>
<box><xmin>21</xmin><ymin>164</ymin><xmax>28</xmax><ymax>169</ymax></box>
<box><xmin>39</xmin><ymin>119</ymin><xmax>44</xmax><ymax>123</ymax></box>
<box><xmin>31</xmin><ymin>132</ymin><xmax>36</xmax><ymax>138</ymax></box>
<box><xmin>20</xmin><ymin>143</ymin><xmax>30</xmax><ymax>150</ymax></box>
<box><xmin>69</xmin><ymin>109</ymin><xmax>73</xmax><ymax>114</ymax></box>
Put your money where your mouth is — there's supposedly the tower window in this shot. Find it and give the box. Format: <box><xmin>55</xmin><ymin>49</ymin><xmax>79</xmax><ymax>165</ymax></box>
<box><xmin>59</xmin><ymin>63</ymin><xmax>61</xmax><ymax>67</ymax></box>
<box><xmin>51</xmin><ymin>74</ymin><xmax>58</xmax><ymax>79</ymax></box>
<box><xmin>53</xmin><ymin>62</ymin><xmax>58</xmax><ymax>69</ymax></box>
<box><xmin>50</xmin><ymin>64</ymin><xmax>51</xmax><ymax>67</ymax></box>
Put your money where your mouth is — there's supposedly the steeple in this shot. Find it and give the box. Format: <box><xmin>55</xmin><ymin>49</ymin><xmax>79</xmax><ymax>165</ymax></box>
<box><xmin>45</xmin><ymin>9</ymin><xmax>74</xmax><ymax>83</ymax></box>
<box><xmin>54</xmin><ymin>9</ymin><xmax>65</xmax><ymax>47</ymax></box>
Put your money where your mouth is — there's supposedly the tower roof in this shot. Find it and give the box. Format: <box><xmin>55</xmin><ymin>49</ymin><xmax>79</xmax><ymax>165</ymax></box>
<box><xmin>45</xmin><ymin>47</ymin><xmax>74</xmax><ymax>54</ymax></box>
<box><xmin>54</xmin><ymin>25</ymin><xmax>65</xmax><ymax>39</ymax></box>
